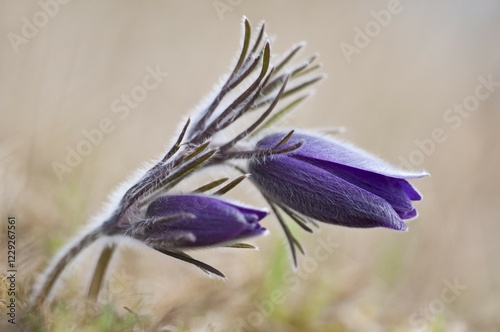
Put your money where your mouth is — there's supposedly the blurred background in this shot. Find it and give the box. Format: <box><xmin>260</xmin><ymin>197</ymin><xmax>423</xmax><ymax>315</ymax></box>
<box><xmin>1</xmin><ymin>1</ymin><xmax>499</xmax><ymax>331</ymax></box>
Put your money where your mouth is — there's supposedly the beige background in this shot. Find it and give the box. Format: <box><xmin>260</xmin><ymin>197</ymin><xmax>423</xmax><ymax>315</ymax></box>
<box><xmin>1</xmin><ymin>1</ymin><xmax>499</xmax><ymax>331</ymax></box>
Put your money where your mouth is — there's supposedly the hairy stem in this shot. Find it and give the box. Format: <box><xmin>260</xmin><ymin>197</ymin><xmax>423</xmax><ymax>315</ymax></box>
<box><xmin>29</xmin><ymin>224</ymin><xmax>104</xmax><ymax>309</ymax></box>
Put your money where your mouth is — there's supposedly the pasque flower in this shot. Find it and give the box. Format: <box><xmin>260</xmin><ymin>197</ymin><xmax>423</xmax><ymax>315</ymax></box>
<box><xmin>127</xmin><ymin>194</ymin><xmax>267</xmax><ymax>248</ymax></box>
<box><xmin>30</xmin><ymin>16</ymin><xmax>428</xmax><ymax>314</ymax></box>
<box><xmin>30</xmin><ymin>18</ymin><xmax>324</xmax><ymax>308</ymax></box>
<box><xmin>249</xmin><ymin>132</ymin><xmax>428</xmax><ymax>231</ymax></box>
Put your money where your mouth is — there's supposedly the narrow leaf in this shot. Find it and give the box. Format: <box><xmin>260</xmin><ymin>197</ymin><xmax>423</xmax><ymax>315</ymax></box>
<box><xmin>214</xmin><ymin>174</ymin><xmax>249</xmax><ymax>195</ymax></box>
<box><xmin>225</xmin><ymin>243</ymin><xmax>257</xmax><ymax>249</ymax></box>
<box><xmin>250</xmin><ymin>95</ymin><xmax>309</xmax><ymax>137</ymax></box>
<box><xmin>193</xmin><ymin>177</ymin><xmax>229</xmax><ymax>193</ymax></box>
<box><xmin>158</xmin><ymin>249</ymin><xmax>226</xmax><ymax>278</ymax></box>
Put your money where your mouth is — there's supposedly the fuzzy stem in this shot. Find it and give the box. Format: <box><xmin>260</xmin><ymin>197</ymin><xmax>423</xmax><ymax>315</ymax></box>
<box><xmin>29</xmin><ymin>224</ymin><xmax>104</xmax><ymax>309</ymax></box>
<box><xmin>87</xmin><ymin>243</ymin><xmax>117</xmax><ymax>301</ymax></box>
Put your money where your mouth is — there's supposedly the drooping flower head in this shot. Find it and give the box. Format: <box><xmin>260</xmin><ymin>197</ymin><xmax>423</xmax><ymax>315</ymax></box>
<box><xmin>128</xmin><ymin>194</ymin><xmax>267</xmax><ymax>249</ymax></box>
<box><xmin>249</xmin><ymin>132</ymin><xmax>428</xmax><ymax>232</ymax></box>
<box><xmin>31</xmin><ymin>16</ymin><xmax>429</xmax><ymax>312</ymax></box>
<box><xmin>113</xmin><ymin>193</ymin><xmax>268</xmax><ymax>277</ymax></box>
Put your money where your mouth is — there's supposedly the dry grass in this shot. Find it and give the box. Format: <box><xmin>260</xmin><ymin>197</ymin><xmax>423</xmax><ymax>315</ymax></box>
<box><xmin>1</xmin><ymin>1</ymin><xmax>500</xmax><ymax>331</ymax></box>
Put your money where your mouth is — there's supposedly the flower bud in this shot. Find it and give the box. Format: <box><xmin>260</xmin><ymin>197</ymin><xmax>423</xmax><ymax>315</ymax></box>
<box><xmin>249</xmin><ymin>132</ymin><xmax>428</xmax><ymax>231</ymax></box>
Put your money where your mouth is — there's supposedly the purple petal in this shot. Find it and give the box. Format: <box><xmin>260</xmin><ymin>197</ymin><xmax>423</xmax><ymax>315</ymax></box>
<box><xmin>294</xmin><ymin>156</ymin><xmax>415</xmax><ymax>219</ymax></box>
<box><xmin>220</xmin><ymin>201</ymin><xmax>269</xmax><ymax>222</ymax></box>
<box><xmin>399</xmin><ymin>180</ymin><xmax>423</xmax><ymax>201</ymax></box>
<box><xmin>257</xmin><ymin>133</ymin><xmax>429</xmax><ymax>179</ymax></box>
<box><xmin>144</xmin><ymin>195</ymin><xmax>267</xmax><ymax>248</ymax></box>
<box><xmin>250</xmin><ymin>156</ymin><xmax>408</xmax><ymax>231</ymax></box>
<box><xmin>400</xmin><ymin>208</ymin><xmax>418</xmax><ymax>219</ymax></box>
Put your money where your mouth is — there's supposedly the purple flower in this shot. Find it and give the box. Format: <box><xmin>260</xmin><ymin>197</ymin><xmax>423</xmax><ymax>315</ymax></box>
<box><xmin>129</xmin><ymin>194</ymin><xmax>267</xmax><ymax>248</ymax></box>
<box><xmin>248</xmin><ymin>132</ymin><xmax>428</xmax><ymax>231</ymax></box>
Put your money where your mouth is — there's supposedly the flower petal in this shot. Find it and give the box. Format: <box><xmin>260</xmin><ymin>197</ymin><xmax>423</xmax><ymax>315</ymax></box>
<box><xmin>144</xmin><ymin>195</ymin><xmax>267</xmax><ymax>248</ymax></box>
<box><xmin>250</xmin><ymin>156</ymin><xmax>408</xmax><ymax>231</ymax></box>
<box><xmin>257</xmin><ymin>133</ymin><xmax>429</xmax><ymax>179</ymax></box>
<box><xmin>294</xmin><ymin>156</ymin><xmax>416</xmax><ymax>219</ymax></box>
<box><xmin>399</xmin><ymin>180</ymin><xmax>423</xmax><ymax>201</ymax></box>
